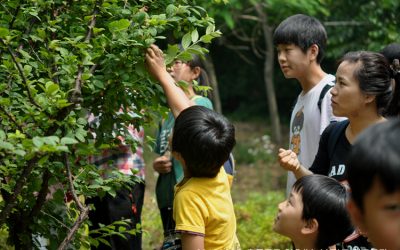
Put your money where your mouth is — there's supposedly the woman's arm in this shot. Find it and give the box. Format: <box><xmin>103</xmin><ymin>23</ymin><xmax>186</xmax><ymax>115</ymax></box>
<box><xmin>181</xmin><ymin>233</ymin><xmax>204</xmax><ymax>250</ymax></box>
<box><xmin>278</xmin><ymin>148</ymin><xmax>312</xmax><ymax>179</ymax></box>
<box><xmin>145</xmin><ymin>44</ymin><xmax>193</xmax><ymax>118</ymax></box>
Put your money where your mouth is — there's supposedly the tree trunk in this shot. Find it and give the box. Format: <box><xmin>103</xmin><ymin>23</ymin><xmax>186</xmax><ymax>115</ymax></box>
<box><xmin>255</xmin><ymin>5</ymin><xmax>282</xmax><ymax>145</ymax></box>
<box><xmin>264</xmin><ymin>29</ymin><xmax>282</xmax><ymax>145</ymax></box>
<box><xmin>202</xmin><ymin>55</ymin><xmax>223</xmax><ymax>114</ymax></box>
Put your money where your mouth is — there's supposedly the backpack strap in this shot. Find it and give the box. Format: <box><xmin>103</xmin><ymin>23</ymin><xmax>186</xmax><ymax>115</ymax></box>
<box><xmin>327</xmin><ymin>120</ymin><xmax>349</xmax><ymax>159</ymax></box>
<box><xmin>317</xmin><ymin>84</ymin><xmax>333</xmax><ymax>113</ymax></box>
<box><xmin>223</xmin><ymin>153</ymin><xmax>235</xmax><ymax>176</ymax></box>
<box><xmin>291</xmin><ymin>83</ymin><xmax>333</xmax><ymax>115</ymax></box>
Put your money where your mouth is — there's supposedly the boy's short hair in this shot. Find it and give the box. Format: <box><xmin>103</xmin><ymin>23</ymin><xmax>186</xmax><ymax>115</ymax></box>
<box><xmin>172</xmin><ymin>106</ymin><xmax>235</xmax><ymax>178</ymax></box>
<box><xmin>347</xmin><ymin>118</ymin><xmax>400</xmax><ymax>210</ymax></box>
<box><xmin>273</xmin><ymin>14</ymin><xmax>327</xmax><ymax>64</ymax></box>
<box><xmin>293</xmin><ymin>175</ymin><xmax>353</xmax><ymax>249</ymax></box>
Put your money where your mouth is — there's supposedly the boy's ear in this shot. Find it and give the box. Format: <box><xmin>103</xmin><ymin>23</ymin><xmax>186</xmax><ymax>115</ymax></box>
<box><xmin>301</xmin><ymin>218</ymin><xmax>318</xmax><ymax>235</ymax></box>
<box><xmin>308</xmin><ymin>44</ymin><xmax>319</xmax><ymax>62</ymax></box>
<box><xmin>347</xmin><ymin>199</ymin><xmax>366</xmax><ymax>232</ymax></box>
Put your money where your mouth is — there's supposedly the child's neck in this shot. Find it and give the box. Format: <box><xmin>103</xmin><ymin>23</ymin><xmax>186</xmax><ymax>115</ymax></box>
<box><xmin>293</xmin><ymin>239</ymin><xmax>316</xmax><ymax>250</ymax></box>
<box><xmin>182</xmin><ymin>165</ymin><xmax>192</xmax><ymax>178</ymax></box>
<box><xmin>298</xmin><ymin>65</ymin><xmax>326</xmax><ymax>93</ymax></box>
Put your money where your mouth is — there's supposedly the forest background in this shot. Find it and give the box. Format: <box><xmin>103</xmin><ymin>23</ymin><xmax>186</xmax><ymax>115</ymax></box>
<box><xmin>0</xmin><ymin>0</ymin><xmax>399</xmax><ymax>249</ymax></box>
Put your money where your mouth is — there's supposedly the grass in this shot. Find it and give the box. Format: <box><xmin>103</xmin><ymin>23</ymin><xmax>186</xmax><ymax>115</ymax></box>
<box><xmin>235</xmin><ymin>192</ymin><xmax>291</xmax><ymax>249</ymax></box>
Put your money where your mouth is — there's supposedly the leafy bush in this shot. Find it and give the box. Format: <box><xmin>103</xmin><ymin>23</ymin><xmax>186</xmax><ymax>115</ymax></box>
<box><xmin>235</xmin><ymin>191</ymin><xmax>291</xmax><ymax>249</ymax></box>
<box><xmin>235</xmin><ymin>134</ymin><xmax>275</xmax><ymax>165</ymax></box>
<box><xmin>0</xmin><ymin>0</ymin><xmax>221</xmax><ymax>248</ymax></box>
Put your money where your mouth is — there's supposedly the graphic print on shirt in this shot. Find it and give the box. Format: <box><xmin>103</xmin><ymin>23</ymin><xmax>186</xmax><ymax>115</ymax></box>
<box><xmin>290</xmin><ymin>107</ymin><xmax>304</xmax><ymax>155</ymax></box>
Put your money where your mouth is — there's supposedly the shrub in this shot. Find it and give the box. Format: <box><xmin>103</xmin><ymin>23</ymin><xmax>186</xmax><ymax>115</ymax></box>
<box><xmin>235</xmin><ymin>191</ymin><xmax>291</xmax><ymax>249</ymax></box>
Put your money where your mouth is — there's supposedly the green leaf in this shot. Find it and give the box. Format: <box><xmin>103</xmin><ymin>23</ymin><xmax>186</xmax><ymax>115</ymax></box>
<box><xmin>166</xmin><ymin>4</ymin><xmax>177</xmax><ymax>17</ymax></box>
<box><xmin>45</xmin><ymin>82</ymin><xmax>59</xmax><ymax>95</ymax></box>
<box><xmin>206</xmin><ymin>24</ymin><xmax>215</xmax><ymax>35</ymax></box>
<box><xmin>23</xmin><ymin>65</ymin><xmax>32</xmax><ymax>75</ymax></box>
<box><xmin>97</xmin><ymin>238</ymin><xmax>111</xmax><ymax>247</ymax></box>
<box><xmin>32</xmin><ymin>137</ymin><xmax>43</xmax><ymax>147</ymax></box>
<box><xmin>108</xmin><ymin>19</ymin><xmax>131</xmax><ymax>33</ymax></box>
<box><xmin>61</xmin><ymin>137</ymin><xmax>78</xmax><ymax>145</ymax></box>
<box><xmin>0</xmin><ymin>141</ymin><xmax>14</xmax><ymax>151</ymax></box>
<box><xmin>38</xmin><ymin>155</ymin><xmax>49</xmax><ymax>165</ymax></box>
<box><xmin>45</xmin><ymin>136</ymin><xmax>60</xmax><ymax>146</ymax></box>
<box><xmin>181</xmin><ymin>33</ymin><xmax>192</xmax><ymax>49</ymax></box>
<box><xmin>0</xmin><ymin>27</ymin><xmax>9</xmax><ymax>38</ymax></box>
<box><xmin>133</xmin><ymin>12</ymin><xmax>147</xmax><ymax>24</ymax></box>
<box><xmin>191</xmin><ymin>30</ymin><xmax>199</xmax><ymax>43</ymax></box>
<box><xmin>14</xmin><ymin>149</ymin><xmax>26</xmax><ymax>156</ymax></box>
<box><xmin>177</xmin><ymin>51</ymin><xmax>193</xmax><ymax>61</ymax></box>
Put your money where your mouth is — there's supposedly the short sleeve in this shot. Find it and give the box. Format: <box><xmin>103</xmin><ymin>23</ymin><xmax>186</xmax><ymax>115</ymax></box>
<box><xmin>193</xmin><ymin>96</ymin><xmax>213</xmax><ymax>110</ymax></box>
<box><xmin>174</xmin><ymin>190</ymin><xmax>209</xmax><ymax>235</ymax></box>
<box><xmin>309</xmin><ymin>123</ymin><xmax>335</xmax><ymax>175</ymax></box>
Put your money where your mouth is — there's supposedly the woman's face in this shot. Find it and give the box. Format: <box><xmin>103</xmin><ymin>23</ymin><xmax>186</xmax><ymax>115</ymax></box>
<box><xmin>168</xmin><ymin>60</ymin><xmax>199</xmax><ymax>83</ymax></box>
<box><xmin>331</xmin><ymin>61</ymin><xmax>368</xmax><ymax>118</ymax></box>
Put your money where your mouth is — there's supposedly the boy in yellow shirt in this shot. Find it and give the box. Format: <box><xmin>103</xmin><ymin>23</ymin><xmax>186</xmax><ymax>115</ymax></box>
<box><xmin>146</xmin><ymin>45</ymin><xmax>239</xmax><ymax>249</ymax></box>
<box><xmin>172</xmin><ymin>106</ymin><xmax>238</xmax><ymax>249</ymax></box>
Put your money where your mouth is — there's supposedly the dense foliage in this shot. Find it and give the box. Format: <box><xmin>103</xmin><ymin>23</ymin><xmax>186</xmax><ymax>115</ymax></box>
<box><xmin>0</xmin><ymin>0</ymin><xmax>220</xmax><ymax>248</ymax></box>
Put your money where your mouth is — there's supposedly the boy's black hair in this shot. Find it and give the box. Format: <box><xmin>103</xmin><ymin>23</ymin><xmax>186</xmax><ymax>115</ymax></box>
<box><xmin>347</xmin><ymin>118</ymin><xmax>400</xmax><ymax>210</ymax></box>
<box><xmin>293</xmin><ymin>175</ymin><xmax>353</xmax><ymax>249</ymax></box>
<box><xmin>172</xmin><ymin>106</ymin><xmax>235</xmax><ymax>178</ymax></box>
<box><xmin>338</xmin><ymin>51</ymin><xmax>393</xmax><ymax>115</ymax></box>
<box><xmin>273</xmin><ymin>14</ymin><xmax>327</xmax><ymax>64</ymax></box>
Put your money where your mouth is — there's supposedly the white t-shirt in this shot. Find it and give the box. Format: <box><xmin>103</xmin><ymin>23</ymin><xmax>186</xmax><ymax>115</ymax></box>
<box><xmin>286</xmin><ymin>74</ymin><xmax>343</xmax><ymax>195</ymax></box>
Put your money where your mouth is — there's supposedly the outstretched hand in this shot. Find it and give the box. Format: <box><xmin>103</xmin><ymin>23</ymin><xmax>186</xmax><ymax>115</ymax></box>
<box><xmin>278</xmin><ymin>148</ymin><xmax>301</xmax><ymax>172</ymax></box>
<box><xmin>145</xmin><ymin>44</ymin><xmax>167</xmax><ymax>82</ymax></box>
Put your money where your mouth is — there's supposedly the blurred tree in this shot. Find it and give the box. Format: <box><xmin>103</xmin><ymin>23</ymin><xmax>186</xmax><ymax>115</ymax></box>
<box><xmin>203</xmin><ymin>0</ymin><xmax>399</xmax><ymax>144</ymax></box>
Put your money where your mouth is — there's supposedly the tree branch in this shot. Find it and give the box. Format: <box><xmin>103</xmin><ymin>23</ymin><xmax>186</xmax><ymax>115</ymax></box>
<box><xmin>0</xmin><ymin>156</ymin><xmax>39</xmax><ymax>225</ymax></box>
<box><xmin>57</xmin><ymin>207</ymin><xmax>89</xmax><ymax>250</ymax></box>
<box><xmin>29</xmin><ymin>169</ymin><xmax>51</xmax><ymax>219</ymax></box>
<box><xmin>0</xmin><ymin>106</ymin><xmax>25</xmax><ymax>134</ymax></box>
<box><xmin>71</xmin><ymin>0</ymin><xmax>100</xmax><ymax>104</ymax></box>
<box><xmin>0</xmin><ymin>39</ymin><xmax>42</xmax><ymax>110</ymax></box>
<box><xmin>324</xmin><ymin>21</ymin><xmax>365</xmax><ymax>26</ymax></box>
<box><xmin>57</xmin><ymin>153</ymin><xmax>90</xmax><ymax>250</ymax></box>
<box><xmin>238</xmin><ymin>14</ymin><xmax>259</xmax><ymax>22</ymax></box>
<box><xmin>64</xmin><ymin>153</ymin><xmax>85</xmax><ymax>212</ymax></box>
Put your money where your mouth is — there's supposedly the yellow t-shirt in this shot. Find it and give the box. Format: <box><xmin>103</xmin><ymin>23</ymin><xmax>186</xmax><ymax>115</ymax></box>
<box><xmin>173</xmin><ymin>168</ymin><xmax>238</xmax><ymax>249</ymax></box>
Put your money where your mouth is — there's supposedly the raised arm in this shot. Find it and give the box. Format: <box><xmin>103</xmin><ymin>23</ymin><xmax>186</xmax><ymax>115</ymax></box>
<box><xmin>145</xmin><ymin>44</ymin><xmax>193</xmax><ymax>117</ymax></box>
<box><xmin>278</xmin><ymin>148</ymin><xmax>312</xmax><ymax>179</ymax></box>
